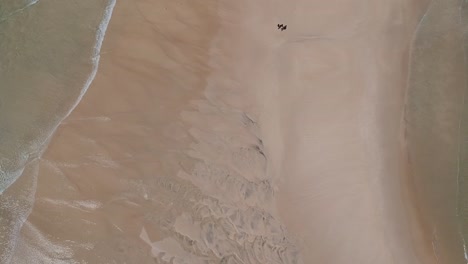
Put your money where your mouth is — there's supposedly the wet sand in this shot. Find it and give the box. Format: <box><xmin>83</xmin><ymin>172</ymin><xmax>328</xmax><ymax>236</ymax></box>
<box><xmin>6</xmin><ymin>0</ymin><xmax>460</xmax><ymax>263</ymax></box>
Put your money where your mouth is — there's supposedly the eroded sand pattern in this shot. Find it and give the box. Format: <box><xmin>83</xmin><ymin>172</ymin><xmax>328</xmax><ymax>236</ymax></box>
<box><xmin>2</xmin><ymin>0</ymin><xmax>468</xmax><ymax>263</ymax></box>
<box><xmin>10</xmin><ymin>0</ymin><xmax>301</xmax><ymax>263</ymax></box>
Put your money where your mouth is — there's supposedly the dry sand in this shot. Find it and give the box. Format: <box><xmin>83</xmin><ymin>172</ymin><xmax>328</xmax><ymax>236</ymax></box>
<box><xmin>5</xmin><ymin>0</ymin><xmax>449</xmax><ymax>263</ymax></box>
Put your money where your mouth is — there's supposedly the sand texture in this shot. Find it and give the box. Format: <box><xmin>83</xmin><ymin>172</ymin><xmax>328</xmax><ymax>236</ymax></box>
<box><xmin>3</xmin><ymin>0</ymin><xmax>465</xmax><ymax>263</ymax></box>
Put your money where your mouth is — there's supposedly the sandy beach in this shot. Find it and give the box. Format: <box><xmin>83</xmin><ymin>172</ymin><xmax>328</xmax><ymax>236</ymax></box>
<box><xmin>3</xmin><ymin>0</ymin><xmax>466</xmax><ymax>263</ymax></box>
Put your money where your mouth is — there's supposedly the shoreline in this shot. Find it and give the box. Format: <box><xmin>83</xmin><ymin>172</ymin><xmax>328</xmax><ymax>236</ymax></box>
<box><xmin>15</xmin><ymin>0</ymin><xmax>226</xmax><ymax>262</ymax></box>
<box><xmin>7</xmin><ymin>0</ymin><xmax>466</xmax><ymax>262</ymax></box>
<box><xmin>0</xmin><ymin>1</ymin><xmax>116</xmax><ymax>262</ymax></box>
<box><xmin>405</xmin><ymin>0</ymin><xmax>468</xmax><ymax>262</ymax></box>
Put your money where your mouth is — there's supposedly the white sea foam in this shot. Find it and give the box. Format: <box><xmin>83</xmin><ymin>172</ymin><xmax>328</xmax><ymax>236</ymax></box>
<box><xmin>0</xmin><ymin>163</ymin><xmax>25</xmax><ymax>195</ymax></box>
<box><xmin>11</xmin><ymin>222</ymin><xmax>80</xmax><ymax>264</ymax></box>
<box><xmin>32</xmin><ymin>0</ymin><xmax>117</xmax><ymax>207</ymax></box>
<box><xmin>41</xmin><ymin>198</ymin><xmax>102</xmax><ymax>211</ymax></box>
<box><xmin>2</xmin><ymin>0</ymin><xmax>116</xmax><ymax>192</ymax></box>
<box><xmin>56</xmin><ymin>0</ymin><xmax>116</xmax><ymax>128</ymax></box>
<box><xmin>0</xmin><ymin>0</ymin><xmax>40</xmax><ymax>24</ymax></box>
<box><xmin>2</xmin><ymin>1</ymin><xmax>117</xmax><ymax>263</ymax></box>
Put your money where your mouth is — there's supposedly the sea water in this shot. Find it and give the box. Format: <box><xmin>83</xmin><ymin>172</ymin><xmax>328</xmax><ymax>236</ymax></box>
<box><xmin>406</xmin><ymin>0</ymin><xmax>468</xmax><ymax>263</ymax></box>
<box><xmin>457</xmin><ymin>0</ymin><xmax>468</xmax><ymax>262</ymax></box>
<box><xmin>0</xmin><ymin>0</ymin><xmax>114</xmax><ymax>262</ymax></box>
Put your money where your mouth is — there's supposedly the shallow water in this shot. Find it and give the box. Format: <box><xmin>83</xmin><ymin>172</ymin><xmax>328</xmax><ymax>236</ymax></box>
<box><xmin>406</xmin><ymin>0</ymin><xmax>468</xmax><ymax>262</ymax></box>
<box><xmin>458</xmin><ymin>0</ymin><xmax>468</xmax><ymax>259</ymax></box>
<box><xmin>0</xmin><ymin>0</ymin><xmax>110</xmax><ymax>191</ymax></box>
<box><xmin>0</xmin><ymin>0</ymin><xmax>113</xmax><ymax>261</ymax></box>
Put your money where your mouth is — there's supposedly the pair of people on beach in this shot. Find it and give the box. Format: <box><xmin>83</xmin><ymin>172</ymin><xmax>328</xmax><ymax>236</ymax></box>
<box><xmin>277</xmin><ymin>24</ymin><xmax>287</xmax><ymax>31</ymax></box>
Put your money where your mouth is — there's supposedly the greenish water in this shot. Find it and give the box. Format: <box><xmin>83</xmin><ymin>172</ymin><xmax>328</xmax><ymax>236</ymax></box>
<box><xmin>0</xmin><ymin>0</ymin><xmax>114</xmax><ymax>262</ymax></box>
<box><xmin>0</xmin><ymin>0</ymin><xmax>111</xmax><ymax>191</ymax></box>
<box><xmin>406</xmin><ymin>0</ymin><xmax>468</xmax><ymax>263</ymax></box>
<box><xmin>457</xmin><ymin>0</ymin><xmax>468</xmax><ymax>260</ymax></box>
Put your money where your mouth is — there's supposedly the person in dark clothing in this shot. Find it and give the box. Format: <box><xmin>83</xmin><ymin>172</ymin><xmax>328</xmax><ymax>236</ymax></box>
<box><xmin>277</xmin><ymin>24</ymin><xmax>287</xmax><ymax>31</ymax></box>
